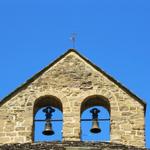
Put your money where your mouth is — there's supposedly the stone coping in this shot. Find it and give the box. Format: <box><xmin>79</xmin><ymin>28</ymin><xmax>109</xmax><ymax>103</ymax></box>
<box><xmin>0</xmin><ymin>141</ymin><xmax>148</xmax><ymax>150</ymax></box>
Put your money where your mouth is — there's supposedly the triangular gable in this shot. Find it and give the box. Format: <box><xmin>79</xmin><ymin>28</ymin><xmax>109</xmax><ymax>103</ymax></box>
<box><xmin>0</xmin><ymin>49</ymin><xmax>146</xmax><ymax>111</ymax></box>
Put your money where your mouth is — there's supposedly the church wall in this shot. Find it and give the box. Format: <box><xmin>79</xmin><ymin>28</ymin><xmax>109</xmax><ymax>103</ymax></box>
<box><xmin>0</xmin><ymin>52</ymin><xmax>145</xmax><ymax>148</ymax></box>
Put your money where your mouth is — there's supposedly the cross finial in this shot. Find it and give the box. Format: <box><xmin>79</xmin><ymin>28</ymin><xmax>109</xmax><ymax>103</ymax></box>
<box><xmin>70</xmin><ymin>33</ymin><xmax>77</xmax><ymax>48</ymax></box>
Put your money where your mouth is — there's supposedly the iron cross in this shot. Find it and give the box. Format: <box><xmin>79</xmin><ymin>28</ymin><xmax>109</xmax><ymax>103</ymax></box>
<box><xmin>70</xmin><ymin>33</ymin><xmax>77</xmax><ymax>48</ymax></box>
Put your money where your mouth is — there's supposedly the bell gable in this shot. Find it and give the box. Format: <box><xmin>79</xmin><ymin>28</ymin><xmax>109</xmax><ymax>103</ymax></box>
<box><xmin>0</xmin><ymin>49</ymin><xmax>146</xmax><ymax>147</ymax></box>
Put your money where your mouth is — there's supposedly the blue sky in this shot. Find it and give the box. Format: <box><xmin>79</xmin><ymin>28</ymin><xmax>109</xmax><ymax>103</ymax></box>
<box><xmin>0</xmin><ymin>0</ymin><xmax>150</xmax><ymax>148</ymax></box>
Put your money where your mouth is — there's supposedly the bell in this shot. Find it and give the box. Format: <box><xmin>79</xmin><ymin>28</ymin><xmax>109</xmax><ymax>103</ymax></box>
<box><xmin>42</xmin><ymin>120</ymin><xmax>54</xmax><ymax>135</ymax></box>
<box><xmin>90</xmin><ymin>108</ymin><xmax>101</xmax><ymax>134</ymax></box>
<box><xmin>90</xmin><ymin>118</ymin><xmax>101</xmax><ymax>133</ymax></box>
<box><xmin>42</xmin><ymin>106</ymin><xmax>55</xmax><ymax>136</ymax></box>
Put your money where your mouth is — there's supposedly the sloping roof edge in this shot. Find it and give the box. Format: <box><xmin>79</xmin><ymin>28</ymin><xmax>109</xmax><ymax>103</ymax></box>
<box><xmin>0</xmin><ymin>49</ymin><xmax>146</xmax><ymax>111</ymax></box>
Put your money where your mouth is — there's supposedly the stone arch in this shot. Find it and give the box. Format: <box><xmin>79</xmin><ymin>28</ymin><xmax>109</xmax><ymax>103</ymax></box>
<box><xmin>33</xmin><ymin>95</ymin><xmax>63</xmax><ymax>116</ymax></box>
<box><xmin>33</xmin><ymin>95</ymin><xmax>63</xmax><ymax>142</ymax></box>
<box><xmin>80</xmin><ymin>95</ymin><xmax>110</xmax><ymax>115</ymax></box>
<box><xmin>80</xmin><ymin>95</ymin><xmax>110</xmax><ymax>141</ymax></box>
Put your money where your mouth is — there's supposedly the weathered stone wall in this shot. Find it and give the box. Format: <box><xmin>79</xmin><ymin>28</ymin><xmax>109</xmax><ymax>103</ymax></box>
<box><xmin>0</xmin><ymin>142</ymin><xmax>147</xmax><ymax>150</ymax></box>
<box><xmin>0</xmin><ymin>51</ymin><xmax>145</xmax><ymax>147</ymax></box>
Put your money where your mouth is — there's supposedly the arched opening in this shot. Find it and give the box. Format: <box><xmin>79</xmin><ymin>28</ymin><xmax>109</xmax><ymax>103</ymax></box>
<box><xmin>80</xmin><ymin>95</ymin><xmax>110</xmax><ymax>141</ymax></box>
<box><xmin>33</xmin><ymin>95</ymin><xmax>63</xmax><ymax>142</ymax></box>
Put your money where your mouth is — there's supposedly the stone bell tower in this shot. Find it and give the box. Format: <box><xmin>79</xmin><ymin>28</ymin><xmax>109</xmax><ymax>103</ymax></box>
<box><xmin>0</xmin><ymin>49</ymin><xmax>146</xmax><ymax>149</ymax></box>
